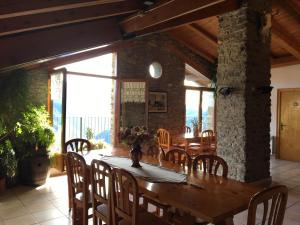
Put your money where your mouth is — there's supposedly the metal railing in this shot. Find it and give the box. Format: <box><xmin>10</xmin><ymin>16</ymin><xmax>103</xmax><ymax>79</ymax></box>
<box><xmin>53</xmin><ymin>116</ymin><xmax>112</xmax><ymax>144</ymax></box>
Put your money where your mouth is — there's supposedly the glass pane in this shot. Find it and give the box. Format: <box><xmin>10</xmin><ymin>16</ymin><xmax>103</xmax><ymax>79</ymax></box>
<box><xmin>66</xmin><ymin>74</ymin><xmax>114</xmax><ymax>144</ymax></box>
<box><xmin>58</xmin><ymin>53</ymin><xmax>116</xmax><ymax>76</ymax></box>
<box><xmin>202</xmin><ymin>91</ymin><xmax>215</xmax><ymax>131</ymax></box>
<box><xmin>185</xmin><ymin>90</ymin><xmax>200</xmax><ymax>131</ymax></box>
<box><xmin>50</xmin><ymin>70</ymin><xmax>65</xmax><ymax>153</ymax></box>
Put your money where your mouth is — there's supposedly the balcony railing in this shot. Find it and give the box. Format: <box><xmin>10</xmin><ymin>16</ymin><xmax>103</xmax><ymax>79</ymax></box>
<box><xmin>53</xmin><ymin>116</ymin><xmax>112</xmax><ymax>144</ymax></box>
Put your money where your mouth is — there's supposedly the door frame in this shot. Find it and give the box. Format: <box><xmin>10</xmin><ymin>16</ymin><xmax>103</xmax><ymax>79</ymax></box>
<box><xmin>276</xmin><ymin>88</ymin><xmax>300</xmax><ymax>159</ymax></box>
<box><xmin>185</xmin><ymin>86</ymin><xmax>216</xmax><ymax>132</ymax></box>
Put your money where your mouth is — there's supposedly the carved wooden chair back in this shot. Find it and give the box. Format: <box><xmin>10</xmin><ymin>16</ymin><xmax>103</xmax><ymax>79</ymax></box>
<box><xmin>193</xmin><ymin>154</ymin><xmax>228</xmax><ymax>177</ymax></box>
<box><xmin>90</xmin><ymin>159</ymin><xmax>112</xmax><ymax>224</ymax></box>
<box><xmin>66</xmin><ymin>152</ymin><xmax>90</xmax><ymax>225</ymax></box>
<box><xmin>157</xmin><ymin>128</ymin><xmax>171</xmax><ymax>151</ymax></box>
<box><xmin>111</xmin><ymin>168</ymin><xmax>139</xmax><ymax>225</ymax></box>
<box><xmin>201</xmin><ymin>130</ymin><xmax>214</xmax><ymax>145</ymax></box>
<box><xmin>165</xmin><ymin>148</ymin><xmax>191</xmax><ymax>167</ymax></box>
<box><xmin>65</xmin><ymin>138</ymin><xmax>91</xmax><ymax>154</ymax></box>
<box><xmin>247</xmin><ymin>185</ymin><xmax>288</xmax><ymax>225</ymax></box>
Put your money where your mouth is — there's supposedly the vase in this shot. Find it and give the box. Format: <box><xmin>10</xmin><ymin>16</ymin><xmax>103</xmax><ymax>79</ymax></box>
<box><xmin>130</xmin><ymin>143</ymin><xmax>143</xmax><ymax>168</ymax></box>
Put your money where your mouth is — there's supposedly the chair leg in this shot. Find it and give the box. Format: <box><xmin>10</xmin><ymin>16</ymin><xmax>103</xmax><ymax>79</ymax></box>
<box><xmin>93</xmin><ymin>215</ymin><xmax>98</xmax><ymax>225</ymax></box>
<box><xmin>72</xmin><ymin>204</ymin><xmax>77</xmax><ymax>225</ymax></box>
<box><xmin>83</xmin><ymin>206</ymin><xmax>89</xmax><ymax>225</ymax></box>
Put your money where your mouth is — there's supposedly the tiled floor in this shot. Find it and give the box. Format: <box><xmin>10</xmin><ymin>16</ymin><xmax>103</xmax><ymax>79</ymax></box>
<box><xmin>0</xmin><ymin>157</ymin><xmax>300</xmax><ymax>225</ymax></box>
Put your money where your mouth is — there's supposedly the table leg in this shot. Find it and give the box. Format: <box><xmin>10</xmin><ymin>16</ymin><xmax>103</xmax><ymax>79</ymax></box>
<box><xmin>215</xmin><ymin>217</ymin><xmax>234</xmax><ymax>225</ymax></box>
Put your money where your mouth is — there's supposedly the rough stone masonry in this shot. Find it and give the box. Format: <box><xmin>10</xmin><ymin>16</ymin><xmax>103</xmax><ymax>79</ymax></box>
<box><xmin>217</xmin><ymin>0</ymin><xmax>272</xmax><ymax>182</ymax></box>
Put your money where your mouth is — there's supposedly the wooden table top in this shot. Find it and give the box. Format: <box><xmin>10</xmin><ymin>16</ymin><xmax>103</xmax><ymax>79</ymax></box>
<box><xmin>83</xmin><ymin>148</ymin><xmax>262</xmax><ymax>224</ymax></box>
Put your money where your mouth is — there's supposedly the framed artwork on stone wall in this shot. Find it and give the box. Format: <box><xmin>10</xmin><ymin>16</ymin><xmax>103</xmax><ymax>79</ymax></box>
<box><xmin>148</xmin><ymin>91</ymin><xmax>167</xmax><ymax>113</ymax></box>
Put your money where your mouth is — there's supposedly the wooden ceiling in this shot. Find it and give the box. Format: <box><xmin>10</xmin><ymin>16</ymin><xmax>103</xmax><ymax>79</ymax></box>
<box><xmin>0</xmin><ymin>0</ymin><xmax>299</xmax><ymax>72</ymax></box>
<box><xmin>169</xmin><ymin>0</ymin><xmax>300</xmax><ymax>68</ymax></box>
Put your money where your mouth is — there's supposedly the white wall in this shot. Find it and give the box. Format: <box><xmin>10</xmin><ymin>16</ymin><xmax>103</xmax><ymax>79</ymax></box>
<box><xmin>270</xmin><ymin>64</ymin><xmax>300</xmax><ymax>137</ymax></box>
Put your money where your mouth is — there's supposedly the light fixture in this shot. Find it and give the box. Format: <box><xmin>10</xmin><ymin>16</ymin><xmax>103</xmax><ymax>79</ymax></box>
<box><xmin>256</xmin><ymin>86</ymin><xmax>273</xmax><ymax>94</ymax></box>
<box><xmin>218</xmin><ymin>87</ymin><xmax>234</xmax><ymax>96</ymax></box>
<box><xmin>149</xmin><ymin>62</ymin><xmax>162</xmax><ymax>79</ymax></box>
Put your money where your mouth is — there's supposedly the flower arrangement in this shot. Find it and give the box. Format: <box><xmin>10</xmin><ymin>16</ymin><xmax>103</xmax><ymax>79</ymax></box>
<box><xmin>119</xmin><ymin>126</ymin><xmax>157</xmax><ymax>149</ymax></box>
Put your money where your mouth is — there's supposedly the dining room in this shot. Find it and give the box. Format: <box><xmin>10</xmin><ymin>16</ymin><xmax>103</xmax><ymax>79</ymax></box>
<box><xmin>1</xmin><ymin>1</ymin><xmax>300</xmax><ymax>225</ymax></box>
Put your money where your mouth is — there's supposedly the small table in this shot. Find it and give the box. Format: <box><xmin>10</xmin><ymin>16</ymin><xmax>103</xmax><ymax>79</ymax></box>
<box><xmin>184</xmin><ymin>133</ymin><xmax>215</xmax><ymax>153</ymax></box>
<box><xmin>83</xmin><ymin>148</ymin><xmax>263</xmax><ymax>225</ymax></box>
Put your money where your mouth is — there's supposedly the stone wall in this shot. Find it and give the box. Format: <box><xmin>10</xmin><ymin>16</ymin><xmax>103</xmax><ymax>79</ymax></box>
<box><xmin>117</xmin><ymin>34</ymin><xmax>187</xmax><ymax>143</ymax></box>
<box><xmin>217</xmin><ymin>1</ymin><xmax>271</xmax><ymax>182</ymax></box>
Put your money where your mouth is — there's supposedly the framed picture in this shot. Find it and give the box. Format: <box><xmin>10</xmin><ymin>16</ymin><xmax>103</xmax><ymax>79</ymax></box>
<box><xmin>148</xmin><ymin>92</ymin><xmax>167</xmax><ymax>112</ymax></box>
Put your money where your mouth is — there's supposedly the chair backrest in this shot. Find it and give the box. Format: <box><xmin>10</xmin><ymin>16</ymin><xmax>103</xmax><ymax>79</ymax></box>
<box><xmin>111</xmin><ymin>168</ymin><xmax>139</xmax><ymax>225</ymax></box>
<box><xmin>185</xmin><ymin>126</ymin><xmax>191</xmax><ymax>133</ymax></box>
<box><xmin>157</xmin><ymin>128</ymin><xmax>171</xmax><ymax>150</ymax></box>
<box><xmin>201</xmin><ymin>130</ymin><xmax>214</xmax><ymax>145</ymax></box>
<box><xmin>91</xmin><ymin>159</ymin><xmax>112</xmax><ymax>220</ymax></box>
<box><xmin>66</xmin><ymin>152</ymin><xmax>89</xmax><ymax>204</ymax></box>
<box><xmin>160</xmin><ymin>146</ymin><xmax>166</xmax><ymax>160</ymax></box>
<box><xmin>65</xmin><ymin>138</ymin><xmax>91</xmax><ymax>154</ymax></box>
<box><xmin>165</xmin><ymin>148</ymin><xmax>191</xmax><ymax>167</ymax></box>
<box><xmin>247</xmin><ymin>185</ymin><xmax>288</xmax><ymax>225</ymax></box>
<box><xmin>192</xmin><ymin>154</ymin><xmax>228</xmax><ymax>177</ymax></box>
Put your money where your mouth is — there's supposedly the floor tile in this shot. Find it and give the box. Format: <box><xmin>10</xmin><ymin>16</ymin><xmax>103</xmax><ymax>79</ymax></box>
<box><xmin>3</xmin><ymin>215</ymin><xmax>38</xmax><ymax>225</ymax></box>
<box><xmin>32</xmin><ymin>208</ymin><xmax>64</xmax><ymax>223</ymax></box>
<box><xmin>39</xmin><ymin>216</ymin><xmax>70</xmax><ymax>225</ymax></box>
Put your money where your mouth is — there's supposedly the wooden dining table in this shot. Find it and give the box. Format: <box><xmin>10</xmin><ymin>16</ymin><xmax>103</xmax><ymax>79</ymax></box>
<box><xmin>83</xmin><ymin>147</ymin><xmax>263</xmax><ymax>225</ymax></box>
<box><xmin>184</xmin><ymin>133</ymin><xmax>216</xmax><ymax>153</ymax></box>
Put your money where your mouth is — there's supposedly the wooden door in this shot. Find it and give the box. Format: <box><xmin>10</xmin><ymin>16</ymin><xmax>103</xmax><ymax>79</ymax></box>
<box><xmin>278</xmin><ymin>89</ymin><xmax>300</xmax><ymax>161</ymax></box>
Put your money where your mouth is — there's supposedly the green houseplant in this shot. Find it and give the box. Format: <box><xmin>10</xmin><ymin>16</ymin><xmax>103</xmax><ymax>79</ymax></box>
<box><xmin>13</xmin><ymin>105</ymin><xmax>55</xmax><ymax>186</ymax></box>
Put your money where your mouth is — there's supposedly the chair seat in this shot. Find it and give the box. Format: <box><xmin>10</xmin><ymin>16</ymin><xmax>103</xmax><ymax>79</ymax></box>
<box><xmin>96</xmin><ymin>204</ymin><xmax>108</xmax><ymax>217</ymax></box>
<box><xmin>119</xmin><ymin>209</ymin><xmax>170</xmax><ymax>225</ymax></box>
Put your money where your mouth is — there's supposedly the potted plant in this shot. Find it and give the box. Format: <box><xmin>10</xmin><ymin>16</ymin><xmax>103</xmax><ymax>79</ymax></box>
<box><xmin>191</xmin><ymin>118</ymin><xmax>200</xmax><ymax>137</ymax></box>
<box><xmin>13</xmin><ymin>105</ymin><xmax>55</xmax><ymax>186</ymax></box>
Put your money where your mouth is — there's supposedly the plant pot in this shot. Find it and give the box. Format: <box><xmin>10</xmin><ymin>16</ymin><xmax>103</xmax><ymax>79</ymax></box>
<box><xmin>18</xmin><ymin>156</ymin><xmax>50</xmax><ymax>186</ymax></box>
<box><xmin>0</xmin><ymin>177</ymin><xmax>6</xmax><ymax>194</ymax></box>
<box><xmin>193</xmin><ymin>126</ymin><xmax>199</xmax><ymax>137</ymax></box>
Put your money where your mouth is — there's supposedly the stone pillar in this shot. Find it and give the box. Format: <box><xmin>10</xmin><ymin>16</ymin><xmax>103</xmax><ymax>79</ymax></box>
<box><xmin>217</xmin><ymin>0</ymin><xmax>271</xmax><ymax>182</ymax></box>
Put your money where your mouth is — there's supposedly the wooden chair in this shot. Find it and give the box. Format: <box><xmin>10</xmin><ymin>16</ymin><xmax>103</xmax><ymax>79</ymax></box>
<box><xmin>200</xmin><ymin>130</ymin><xmax>214</xmax><ymax>146</ymax></box>
<box><xmin>65</xmin><ymin>138</ymin><xmax>92</xmax><ymax>154</ymax></box>
<box><xmin>90</xmin><ymin>159</ymin><xmax>112</xmax><ymax>225</ymax></box>
<box><xmin>66</xmin><ymin>152</ymin><xmax>92</xmax><ymax>225</ymax></box>
<box><xmin>247</xmin><ymin>185</ymin><xmax>288</xmax><ymax>225</ymax></box>
<box><xmin>65</xmin><ymin>138</ymin><xmax>92</xmax><ymax>210</ymax></box>
<box><xmin>185</xmin><ymin>126</ymin><xmax>192</xmax><ymax>133</ymax></box>
<box><xmin>157</xmin><ymin>128</ymin><xmax>171</xmax><ymax>151</ymax></box>
<box><xmin>110</xmin><ymin>168</ymin><xmax>170</xmax><ymax>225</ymax></box>
<box><xmin>165</xmin><ymin>148</ymin><xmax>192</xmax><ymax>168</ymax></box>
<box><xmin>193</xmin><ymin>154</ymin><xmax>228</xmax><ymax>178</ymax></box>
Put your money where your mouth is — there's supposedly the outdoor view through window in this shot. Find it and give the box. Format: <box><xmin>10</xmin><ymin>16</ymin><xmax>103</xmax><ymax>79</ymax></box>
<box><xmin>51</xmin><ymin>53</ymin><xmax>116</xmax><ymax>152</ymax></box>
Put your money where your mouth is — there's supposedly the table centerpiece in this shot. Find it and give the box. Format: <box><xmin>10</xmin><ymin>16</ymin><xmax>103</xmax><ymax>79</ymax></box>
<box><xmin>119</xmin><ymin>126</ymin><xmax>157</xmax><ymax>168</ymax></box>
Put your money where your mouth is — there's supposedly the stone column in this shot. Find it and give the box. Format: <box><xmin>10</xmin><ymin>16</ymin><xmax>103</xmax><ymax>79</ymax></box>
<box><xmin>217</xmin><ymin>0</ymin><xmax>271</xmax><ymax>182</ymax></box>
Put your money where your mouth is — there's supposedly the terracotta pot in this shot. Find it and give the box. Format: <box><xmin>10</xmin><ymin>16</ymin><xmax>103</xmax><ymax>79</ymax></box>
<box><xmin>130</xmin><ymin>143</ymin><xmax>142</xmax><ymax>168</ymax></box>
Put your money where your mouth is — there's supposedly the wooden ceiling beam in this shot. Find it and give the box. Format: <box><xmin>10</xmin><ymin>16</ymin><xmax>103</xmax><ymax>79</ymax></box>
<box><xmin>187</xmin><ymin>24</ymin><xmax>218</xmax><ymax>48</ymax></box>
<box><xmin>120</xmin><ymin>0</ymin><xmax>239</xmax><ymax>35</ymax></box>
<box><xmin>0</xmin><ymin>1</ymin><xmax>140</xmax><ymax>37</ymax></box>
<box><xmin>272</xmin><ymin>20</ymin><xmax>300</xmax><ymax>60</ymax></box>
<box><xmin>0</xmin><ymin>18</ymin><xmax>122</xmax><ymax>71</ymax></box>
<box><xmin>169</xmin><ymin>32</ymin><xmax>216</xmax><ymax>63</ymax></box>
<box><xmin>271</xmin><ymin>55</ymin><xmax>300</xmax><ymax>68</ymax></box>
<box><xmin>0</xmin><ymin>0</ymin><xmax>127</xmax><ymax>19</ymax></box>
<box><xmin>166</xmin><ymin>44</ymin><xmax>213</xmax><ymax>79</ymax></box>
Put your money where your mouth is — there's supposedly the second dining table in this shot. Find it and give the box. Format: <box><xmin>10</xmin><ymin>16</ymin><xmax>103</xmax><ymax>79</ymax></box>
<box><xmin>83</xmin><ymin>148</ymin><xmax>263</xmax><ymax>225</ymax></box>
